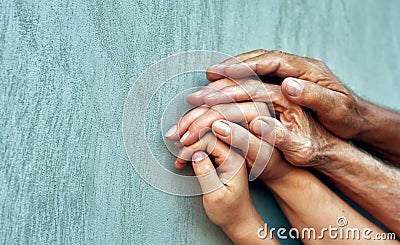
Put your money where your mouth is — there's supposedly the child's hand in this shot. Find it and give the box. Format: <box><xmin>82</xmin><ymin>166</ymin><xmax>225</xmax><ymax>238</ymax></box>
<box><xmin>179</xmin><ymin>133</ymin><xmax>277</xmax><ymax>244</ymax></box>
<box><xmin>209</xmin><ymin>119</ymin><xmax>294</xmax><ymax>184</ymax></box>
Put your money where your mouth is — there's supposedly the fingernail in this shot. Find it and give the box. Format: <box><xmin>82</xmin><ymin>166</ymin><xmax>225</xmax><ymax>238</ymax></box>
<box><xmin>206</xmin><ymin>92</ymin><xmax>219</xmax><ymax>98</ymax></box>
<box><xmin>213</xmin><ymin>120</ymin><xmax>231</xmax><ymax>137</ymax></box>
<box><xmin>286</xmin><ymin>79</ymin><xmax>302</xmax><ymax>96</ymax></box>
<box><xmin>192</xmin><ymin>151</ymin><xmax>207</xmax><ymax>163</ymax></box>
<box><xmin>180</xmin><ymin>131</ymin><xmax>190</xmax><ymax>143</ymax></box>
<box><xmin>165</xmin><ymin>125</ymin><xmax>178</xmax><ymax>137</ymax></box>
<box><xmin>191</xmin><ymin>90</ymin><xmax>204</xmax><ymax>96</ymax></box>
<box><xmin>252</xmin><ymin>119</ymin><xmax>269</xmax><ymax>136</ymax></box>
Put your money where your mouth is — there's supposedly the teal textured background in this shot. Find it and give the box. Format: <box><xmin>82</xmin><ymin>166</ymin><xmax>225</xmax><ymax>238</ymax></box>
<box><xmin>1</xmin><ymin>0</ymin><xmax>399</xmax><ymax>244</ymax></box>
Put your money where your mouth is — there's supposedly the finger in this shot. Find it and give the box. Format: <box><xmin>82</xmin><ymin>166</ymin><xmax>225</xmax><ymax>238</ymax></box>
<box><xmin>173</xmin><ymin>141</ymin><xmax>183</xmax><ymax>148</ymax></box>
<box><xmin>165</xmin><ymin>106</ymin><xmax>209</xmax><ymax>140</ymax></box>
<box><xmin>177</xmin><ymin>133</ymin><xmax>246</xmax><ymax>187</ymax></box>
<box><xmin>174</xmin><ymin>132</ymin><xmax>217</xmax><ymax>169</ymax></box>
<box><xmin>224</xmin><ymin>50</ymin><xmax>314</xmax><ymax>80</ymax></box>
<box><xmin>192</xmin><ymin>151</ymin><xmax>224</xmax><ymax>193</ymax></box>
<box><xmin>202</xmin><ymin>80</ymin><xmax>294</xmax><ymax>117</ymax></box>
<box><xmin>206</xmin><ymin>49</ymin><xmax>267</xmax><ymax>81</ymax></box>
<box><xmin>203</xmin><ymin>79</ymin><xmax>281</xmax><ymax>106</ymax></box>
<box><xmin>180</xmin><ymin>102</ymin><xmax>270</xmax><ymax>146</ymax></box>
<box><xmin>281</xmin><ymin>77</ymin><xmax>343</xmax><ymax>114</ymax></box>
<box><xmin>186</xmin><ymin>78</ymin><xmax>238</xmax><ymax>106</ymax></box>
<box><xmin>250</xmin><ymin>116</ymin><xmax>310</xmax><ymax>157</ymax></box>
<box><xmin>211</xmin><ymin>120</ymin><xmax>275</xmax><ymax>180</ymax></box>
<box><xmin>249</xmin><ymin>116</ymin><xmax>289</xmax><ymax>149</ymax></box>
<box><xmin>175</xmin><ymin>132</ymin><xmax>233</xmax><ymax>169</ymax></box>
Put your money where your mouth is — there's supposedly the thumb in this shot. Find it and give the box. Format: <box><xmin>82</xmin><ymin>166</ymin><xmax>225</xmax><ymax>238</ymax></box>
<box><xmin>250</xmin><ymin>116</ymin><xmax>314</xmax><ymax>166</ymax></box>
<box><xmin>282</xmin><ymin>77</ymin><xmax>338</xmax><ymax>113</ymax></box>
<box><xmin>192</xmin><ymin>151</ymin><xmax>224</xmax><ymax>194</ymax></box>
<box><xmin>249</xmin><ymin>116</ymin><xmax>304</xmax><ymax>153</ymax></box>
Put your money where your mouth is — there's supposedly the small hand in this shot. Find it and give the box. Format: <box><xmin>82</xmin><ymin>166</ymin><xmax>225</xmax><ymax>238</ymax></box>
<box><xmin>181</xmin><ymin>133</ymin><xmax>277</xmax><ymax>244</ymax></box>
<box><xmin>165</xmin><ymin>101</ymin><xmax>271</xmax><ymax>161</ymax></box>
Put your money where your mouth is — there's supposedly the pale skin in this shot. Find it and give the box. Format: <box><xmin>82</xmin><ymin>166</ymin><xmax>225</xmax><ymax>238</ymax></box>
<box><xmin>165</xmin><ymin>95</ymin><xmax>397</xmax><ymax>243</ymax></box>
<box><xmin>181</xmin><ymin>129</ymin><xmax>395</xmax><ymax>244</ymax></box>
<box><xmin>179</xmin><ymin>50</ymin><xmax>400</xmax><ymax>235</ymax></box>
<box><xmin>205</xmin><ymin>49</ymin><xmax>400</xmax><ymax>166</ymax></box>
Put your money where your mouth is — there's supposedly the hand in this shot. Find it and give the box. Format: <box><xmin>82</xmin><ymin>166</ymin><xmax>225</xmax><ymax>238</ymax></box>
<box><xmin>165</xmin><ymin>101</ymin><xmax>270</xmax><ymax>162</ymax></box>
<box><xmin>245</xmin><ymin>88</ymin><xmax>343</xmax><ymax>167</ymax></box>
<box><xmin>188</xmin><ymin>79</ymin><xmax>342</xmax><ymax>167</ymax></box>
<box><xmin>179</xmin><ymin>123</ymin><xmax>394</xmax><ymax>243</ymax></box>
<box><xmin>183</xmin><ymin>133</ymin><xmax>277</xmax><ymax>244</ymax></box>
<box><xmin>176</xmin><ymin>122</ymin><xmax>294</xmax><ymax>183</ymax></box>
<box><xmin>204</xmin><ymin>49</ymin><xmax>370</xmax><ymax>140</ymax></box>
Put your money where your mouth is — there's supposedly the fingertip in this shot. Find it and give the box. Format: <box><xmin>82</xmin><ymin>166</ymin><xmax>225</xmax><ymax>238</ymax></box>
<box><xmin>282</xmin><ymin>77</ymin><xmax>303</xmax><ymax>97</ymax></box>
<box><xmin>174</xmin><ymin>159</ymin><xmax>187</xmax><ymax>170</ymax></box>
<box><xmin>192</xmin><ymin>151</ymin><xmax>208</xmax><ymax>163</ymax></box>
<box><xmin>179</xmin><ymin>131</ymin><xmax>191</xmax><ymax>145</ymax></box>
<box><xmin>249</xmin><ymin>116</ymin><xmax>275</xmax><ymax>138</ymax></box>
<box><xmin>186</xmin><ymin>93</ymin><xmax>205</xmax><ymax>106</ymax></box>
<box><xmin>165</xmin><ymin>124</ymin><xmax>178</xmax><ymax>139</ymax></box>
<box><xmin>192</xmin><ymin>151</ymin><xmax>215</xmax><ymax>176</ymax></box>
<box><xmin>250</xmin><ymin>118</ymin><xmax>266</xmax><ymax>137</ymax></box>
<box><xmin>206</xmin><ymin>65</ymin><xmax>226</xmax><ymax>81</ymax></box>
<box><xmin>211</xmin><ymin>120</ymin><xmax>231</xmax><ymax>138</ymax></box>
<box><xmin>173</xmin><ymin>141</ymin><xmax>183</xmax><ymax>148</ymax></box>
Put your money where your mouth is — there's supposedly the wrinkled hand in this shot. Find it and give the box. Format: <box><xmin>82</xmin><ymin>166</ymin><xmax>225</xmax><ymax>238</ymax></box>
<box><xmin>200</xmin><ymin>49</ymin><xmax>369</xmax><ymax>140</ymax></box>
<box><xmin>245</xmin><ymin>88</ymin><xmax>344</xmax><ymax>167</ymax></box>
<box><xmin>185</xmin><ymin>76</ymin><xmax>343</xmax><ymax>167</ymax></box>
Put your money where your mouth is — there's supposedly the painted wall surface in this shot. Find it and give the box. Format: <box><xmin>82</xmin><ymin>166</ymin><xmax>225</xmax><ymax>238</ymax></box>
<box><xmin>1</xmin><ymin>0</ymin><xmax>399</xmax><ymax>244</ymax></box>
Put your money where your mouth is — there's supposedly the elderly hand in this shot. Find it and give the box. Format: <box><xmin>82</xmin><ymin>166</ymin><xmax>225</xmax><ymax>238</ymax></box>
<box><xmin>188</xmin><ymin>78</ymin><xmax>343</xmax><ymax>167</ymax></box>
<box><xmin>201</xmin><ymin>49</ymin><xmax>368</xmax><ymax>140</ymax></box>
<box><xmin>192</xmin><ymin>49</ymin><xmax>400</xmax><ymax>165</ymax></box>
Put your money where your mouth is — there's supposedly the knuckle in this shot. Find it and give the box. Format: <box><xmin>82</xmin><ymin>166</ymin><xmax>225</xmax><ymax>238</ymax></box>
<box><xmin>297</xmin><ymin>144</ymin><xmax>316</xmax><ymax>166</ymax></box>
<box><xmin>189</xmin><ymin>120</ymin><xmax>205</xmax><ymax>133</ymax></box>
<box><xmin>269</xmin><ymin>50</ymin><xmax>285</xmax><ymax>57</ymax></box>
<box><xmin>342</xmin><ymin>97</ymin><xmax>354</xmax><ymax>109</ymax></box>
<box><xmin>254</xmin><ymin>48</ymin><xmax>267</xmax><ymax>54</ymax></box>
<box><xmin>274</xmin><ymin>126</ymin><xmax>287</xmax><ymax>146</ymax></box>
<box><xmin>315</xmin><ymin>59</ymin><xmax>326</xmax><ymax>67</ymax></box>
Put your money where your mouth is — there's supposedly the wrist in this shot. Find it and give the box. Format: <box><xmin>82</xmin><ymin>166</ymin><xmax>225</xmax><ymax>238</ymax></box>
<box><xmin>313</xmin><ymin>139</ymin><xmax>356</xmax><ymax>173</ymax></box>
<box><xmin>262</xmin><ymin>167</ymin><xmax>307</xmax><ymax>191</ymax></box>
<box><xmin>221</xmin><ymin>205</ymin><xmax>264</xmax><ymax>244</ymax></box>
<box><xmin>351</xmin><ymin>97</ymin><xmax>377</xmax><ymax>141</ymax></box>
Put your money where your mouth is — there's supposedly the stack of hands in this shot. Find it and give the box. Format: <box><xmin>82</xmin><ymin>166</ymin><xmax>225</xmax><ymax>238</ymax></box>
<box><xmin>165</xmin><ymin>50</ymin><xmax>400</xmax><ymax>244</ymax></box>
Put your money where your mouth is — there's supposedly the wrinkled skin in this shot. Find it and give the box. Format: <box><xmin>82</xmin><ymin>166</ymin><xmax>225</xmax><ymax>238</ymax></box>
<box><xmin>204</xmin><ymin>49</ymin><xmax>365</xmax><ymax>140</ymax></box>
